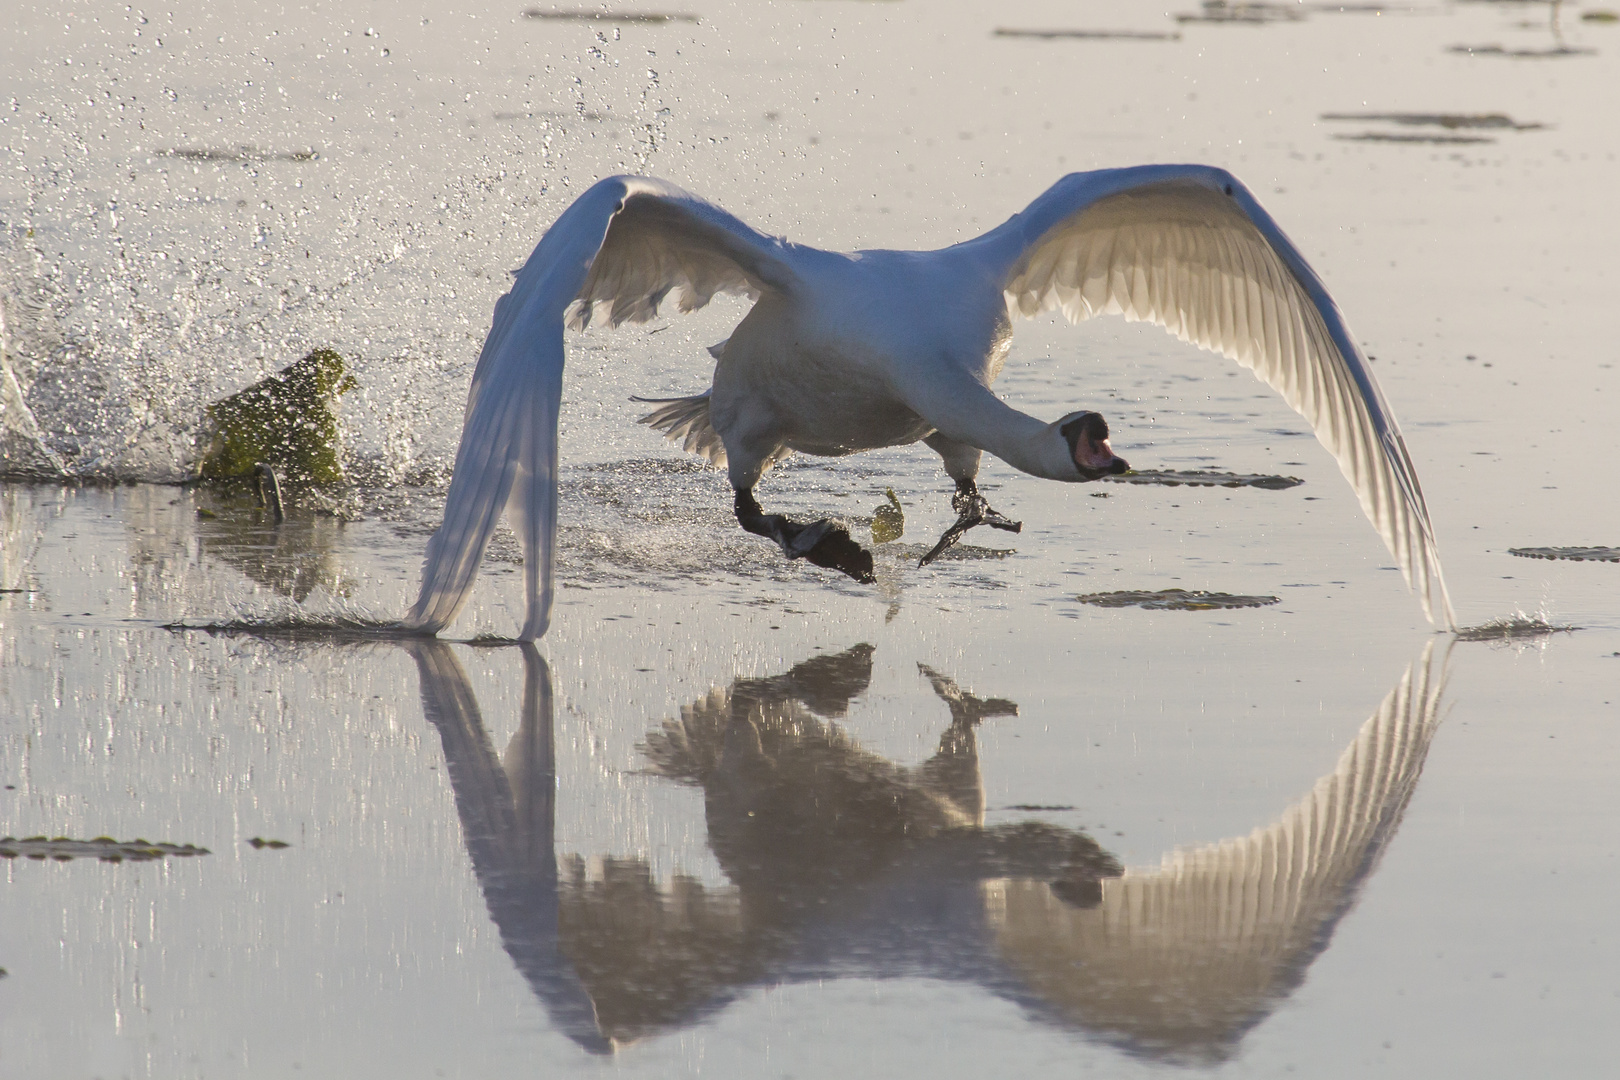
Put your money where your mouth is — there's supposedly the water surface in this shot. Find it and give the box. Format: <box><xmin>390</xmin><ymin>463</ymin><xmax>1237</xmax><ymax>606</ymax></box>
<box><xmin>3</xmin><ymin>1</ymin><xmax>1618</xmax><ymax>1076</ymax></box>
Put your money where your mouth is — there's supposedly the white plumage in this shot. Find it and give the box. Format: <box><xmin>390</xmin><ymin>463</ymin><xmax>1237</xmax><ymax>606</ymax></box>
<box><xmin>403</xmin><ymin>166</ymin><xmax>1455</xmax><ymax>639</ymax></box>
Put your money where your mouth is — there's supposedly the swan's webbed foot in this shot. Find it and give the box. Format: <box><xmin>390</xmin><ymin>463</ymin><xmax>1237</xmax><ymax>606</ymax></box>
<box><xmin>734</xmin><ymin>489</ymin><xmax>876</xmax><ymax>584</ymax></box>
<box><xmin>918</xmin><ymin>479</ymin><xmax>1021</xmax><ymax>567</ymax></box>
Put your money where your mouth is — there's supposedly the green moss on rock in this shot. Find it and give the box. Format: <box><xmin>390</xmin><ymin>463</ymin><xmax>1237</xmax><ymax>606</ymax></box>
<box><xmin>200</xmin><ymin>348</ymin><xmax>357</xmax><ymax>487</ymax></box>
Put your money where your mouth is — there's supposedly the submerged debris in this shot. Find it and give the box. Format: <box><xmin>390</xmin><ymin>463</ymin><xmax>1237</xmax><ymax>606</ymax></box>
<box><xmin>0</xmin><ymin>836</ymin><xmax>210</xmax><ymax>862</ymax></box>
<box><xmin>199</xmin><ymin>348</ymin><xmax>357</xmax><ymax>488</ymax></box>
<box><xmin>871</xmin><ymin>489</ymin><xmax>905</xmax><ymax>544</ymax></box>
<box><xmin>1076</xmin><ymin>588</ymin><xmax>1281</xmax><ymax>611</ymax></box>
<box><xmin>1104</xmin><ymin>469</ymin><xmax>1303</xmax><ymax>490</ymax></box>
<box><xmin>1455</xmin><ymin>616</ymin><xmax>1578</xmax><ymax>642</ymax></box>
<box><xmin>1509</xmin><ymin>546</ymin><xmax>1620</xmax><ymax>563</ymax></box>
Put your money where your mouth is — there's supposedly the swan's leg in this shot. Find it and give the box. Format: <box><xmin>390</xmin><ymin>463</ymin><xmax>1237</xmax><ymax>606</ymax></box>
<box><xmin>918</xmin><ymin>434</ymin><xmax>1021</xmax><ymax>566</ymax></box>
<box><xmin>734</xmin><ymin>488</ymin><xmax>876</xmax><ymax>584</ymax></box>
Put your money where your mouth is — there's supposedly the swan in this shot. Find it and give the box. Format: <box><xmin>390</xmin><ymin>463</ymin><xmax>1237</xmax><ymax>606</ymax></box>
<box><xmin>403</xmin><ymin>165</ymin><xmax>1455</xmax><ymax>640</ymax></box>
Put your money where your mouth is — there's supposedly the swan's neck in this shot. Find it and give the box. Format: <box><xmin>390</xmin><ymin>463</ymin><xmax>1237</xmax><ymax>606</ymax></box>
<box><xmin>928</xmin><ymin>389</ymin><xmax>1080</xmax><ymax>482</ymax></box>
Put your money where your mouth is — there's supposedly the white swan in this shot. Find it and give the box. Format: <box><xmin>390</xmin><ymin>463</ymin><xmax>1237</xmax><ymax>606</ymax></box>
<box><xmin>404</xmin><ymin>166</ymin><xmax>1455</xmax><ymax>639</ymax></box>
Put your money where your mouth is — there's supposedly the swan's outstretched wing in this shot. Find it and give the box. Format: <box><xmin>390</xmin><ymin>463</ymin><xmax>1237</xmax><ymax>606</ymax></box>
<box><xmin>990</xmin><ymin>165</ymin><xmax>1454</xmax><ymax>629</ymax></box>
<box><xmin>404</xmin><ymin>176</ymin><xmax>798</xmax><ymax>639</ymax></box>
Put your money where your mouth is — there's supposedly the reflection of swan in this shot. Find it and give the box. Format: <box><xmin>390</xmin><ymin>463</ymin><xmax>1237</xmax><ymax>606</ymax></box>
<box><xmin>404</xmin><ymin>641</ymin><xmax>610</xmax><ymax>1054</ymax></box>
<box><xmin>405</xmin><ymin>169</ymin><xmax>1455</xmax><ymax>640</ymax></box>
<box><xmin>408</xmin><ymin>641</ymin><xmax>1446</xmax><ymax>1059</ymax></box>
<box><xmin>989</xmin><ymin>642</ymin><xmax>1446</xmax><ymax>1064</ymax></box>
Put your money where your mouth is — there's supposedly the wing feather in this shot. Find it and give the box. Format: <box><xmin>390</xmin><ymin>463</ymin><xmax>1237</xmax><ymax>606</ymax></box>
<box><xmin>405</xmin><ymin>176</ymin><xmax>796</xmax><ymax>639</ymax></box>
<box><xmin>995</xmin><ymin>166</ymin><xmax>1454</xmax><ymax>628</ymax></box>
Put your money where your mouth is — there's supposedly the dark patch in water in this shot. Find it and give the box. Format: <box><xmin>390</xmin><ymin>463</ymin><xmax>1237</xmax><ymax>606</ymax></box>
<box><xmin>247</xmin><ymin>837</ymin><xmax>291</xmax><ymax>849</ymax></box>
<box><xmin>993</xmin><ymin>28</ymin><xmax>1182</xmax><ymax>40</ymax></box>
<box><xmin>1455</xmin><ymin>617</ymin><xmax>1577</xmax><ymax>642</ymax></box>
<box><xmin>1076</xmin><ymin>589</ymin><xmax>1280</xmax><ymax>611</ymax></box>
<box><xmin>523</xmin><ymin>9</ymin><xmax>699</xmax><ymax>23</ymax></box>
<box><xmin>156</xmin><ymin>146</ymin><xmax>318</xmax><ymax>163</ymax></box>
<box><xmin>0</xmin><ymin>836</ymin><xmax>209</xmax><ymax>862</ymax></box>
<box><xmin>1105</xmin><ymin>469</ymin><xmax>1303</xmax><ymax>490</ymax></box>
<box><xmin>1509</xmin><ymin>546</ymin><xmax>1620</xmax><ymax>563</ymax></box>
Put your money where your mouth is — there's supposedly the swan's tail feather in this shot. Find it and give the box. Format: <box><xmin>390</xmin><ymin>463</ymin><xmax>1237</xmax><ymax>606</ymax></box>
<box><xmin>633</xmin><ymin>392</ymin><xmax>728</xmax><ymax>467</ymax></box>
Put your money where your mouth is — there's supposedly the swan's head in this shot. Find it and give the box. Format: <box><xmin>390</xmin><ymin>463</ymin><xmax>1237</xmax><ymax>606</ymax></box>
<box><xmin>1058</xmin><ymin>411</ymin><xmax>1129</xmax><ymax>481</ymax></box>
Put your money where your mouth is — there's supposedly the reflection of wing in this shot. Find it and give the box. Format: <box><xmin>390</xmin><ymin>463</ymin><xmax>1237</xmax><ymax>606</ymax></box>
<box><xmin>404</xmin><ymin>641</ymin><xmax>610</xmax><ymax>1054</ymax></box>
<box><xmin>403</xmin><ymin>177</ymin><xmax>797</xmax><ymax>639</ymax></box>
<box><xmin>986</xmin><ymin>643</ymin><xmax>1445</xmax><ymax>1064</ymax></box>
<box><xmin>987</xmin><ymin>166</ymin><xmax>1454</xmax><ymax>628</ymax></box>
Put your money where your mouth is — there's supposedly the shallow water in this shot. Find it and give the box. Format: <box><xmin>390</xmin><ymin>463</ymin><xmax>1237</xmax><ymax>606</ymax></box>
<box><xmin>3</xmin><ymin>1</ymin><xmax>1619</xmax><ymax>1077</ymax></box>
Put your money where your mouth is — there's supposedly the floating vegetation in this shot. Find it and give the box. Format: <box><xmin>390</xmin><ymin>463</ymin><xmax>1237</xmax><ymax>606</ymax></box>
<box><xmin>1321</xmin><ymin>112</ymin><xmax>1546</xmax><ymax>131</ymax></box>
<box><xmin>1177</xmin><ymin>1</ymin><xmax>1304</xmax><ymax>24</ymax></box>
<box><xmin>1509</xmin><ymin>546</ymin><xmax>1620</xmax><ymax>563</ymax></box>
<box><xmin>1447</xmin><ymin>44</ymin><xmax>1596</xmax><ymax>57</ymax></box>
<box><xmin>199</xmin><ymin>348</ymin><xmax>357</xmax><ymax>488</ymax></box>
<box><xmin>1337</xmin><ymin>132</ymin><xmax>1498</xmax><ymax>144</ymax></box>
<box><xmin>871</xmin><ymin>488</ymin><xmax>905</xmax><ymax>544</ymax></box>
<box><xmin>0</xmin><ymin>836</ymin><xmax>210</xmax><ymax>862</ymax></box>
<box><xmin>155</xmin><ymin>146</ymin><xmax>318</xmax><ymax>163</ymax></box>
<box><xmin>1455</xmin><ymin>616</ymin><xmax>1578</xmax><ymax>642</ymax></box>
<box><xmin>247</xmin><ymin>837</ymin><xmax>291</xmax><ymax>849</ymax></box>
<box><xmin>1076</xmin><ymin>589</ymin><xmax>1281</xmax><ymax>611</ymax></box>
<box><xmin>1104</xmin><ymin>469</ymin><xmax>1303</xmax><ymax>490</ymax></box>
<box><xmin>993</xmin><ymin>28</ymin><xmax>1181</xmax><ymax>41</ymax></box>
<box><xmin>523</xmin><ymin>8</ymin><xmax>698</xmax><ymax>23</ymax></box>
<box><xmin>1322</xmin><ymin>112</ymin><xmax>1547</xmax><ymax>145</ymax></box>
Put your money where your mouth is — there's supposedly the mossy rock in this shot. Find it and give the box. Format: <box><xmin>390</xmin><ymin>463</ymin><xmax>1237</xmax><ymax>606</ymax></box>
<box><xmin>199</xmin><ymin>348</ymin><xmax>357</xmax><ymax>487</ymax></box>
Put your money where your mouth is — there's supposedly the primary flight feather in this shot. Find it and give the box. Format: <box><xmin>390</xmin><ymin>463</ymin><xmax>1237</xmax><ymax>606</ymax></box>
<box><xmin>404</xmin><ymin>166</ymin><xmax>1455</xmax><ymax>639</ymax></box>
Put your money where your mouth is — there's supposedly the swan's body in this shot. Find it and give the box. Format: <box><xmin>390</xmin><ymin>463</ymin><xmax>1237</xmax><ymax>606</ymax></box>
<box><xmin>404</xmin><ymin>166</ymin><xmax>1455</xmax><ymax>639</ymax></box>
